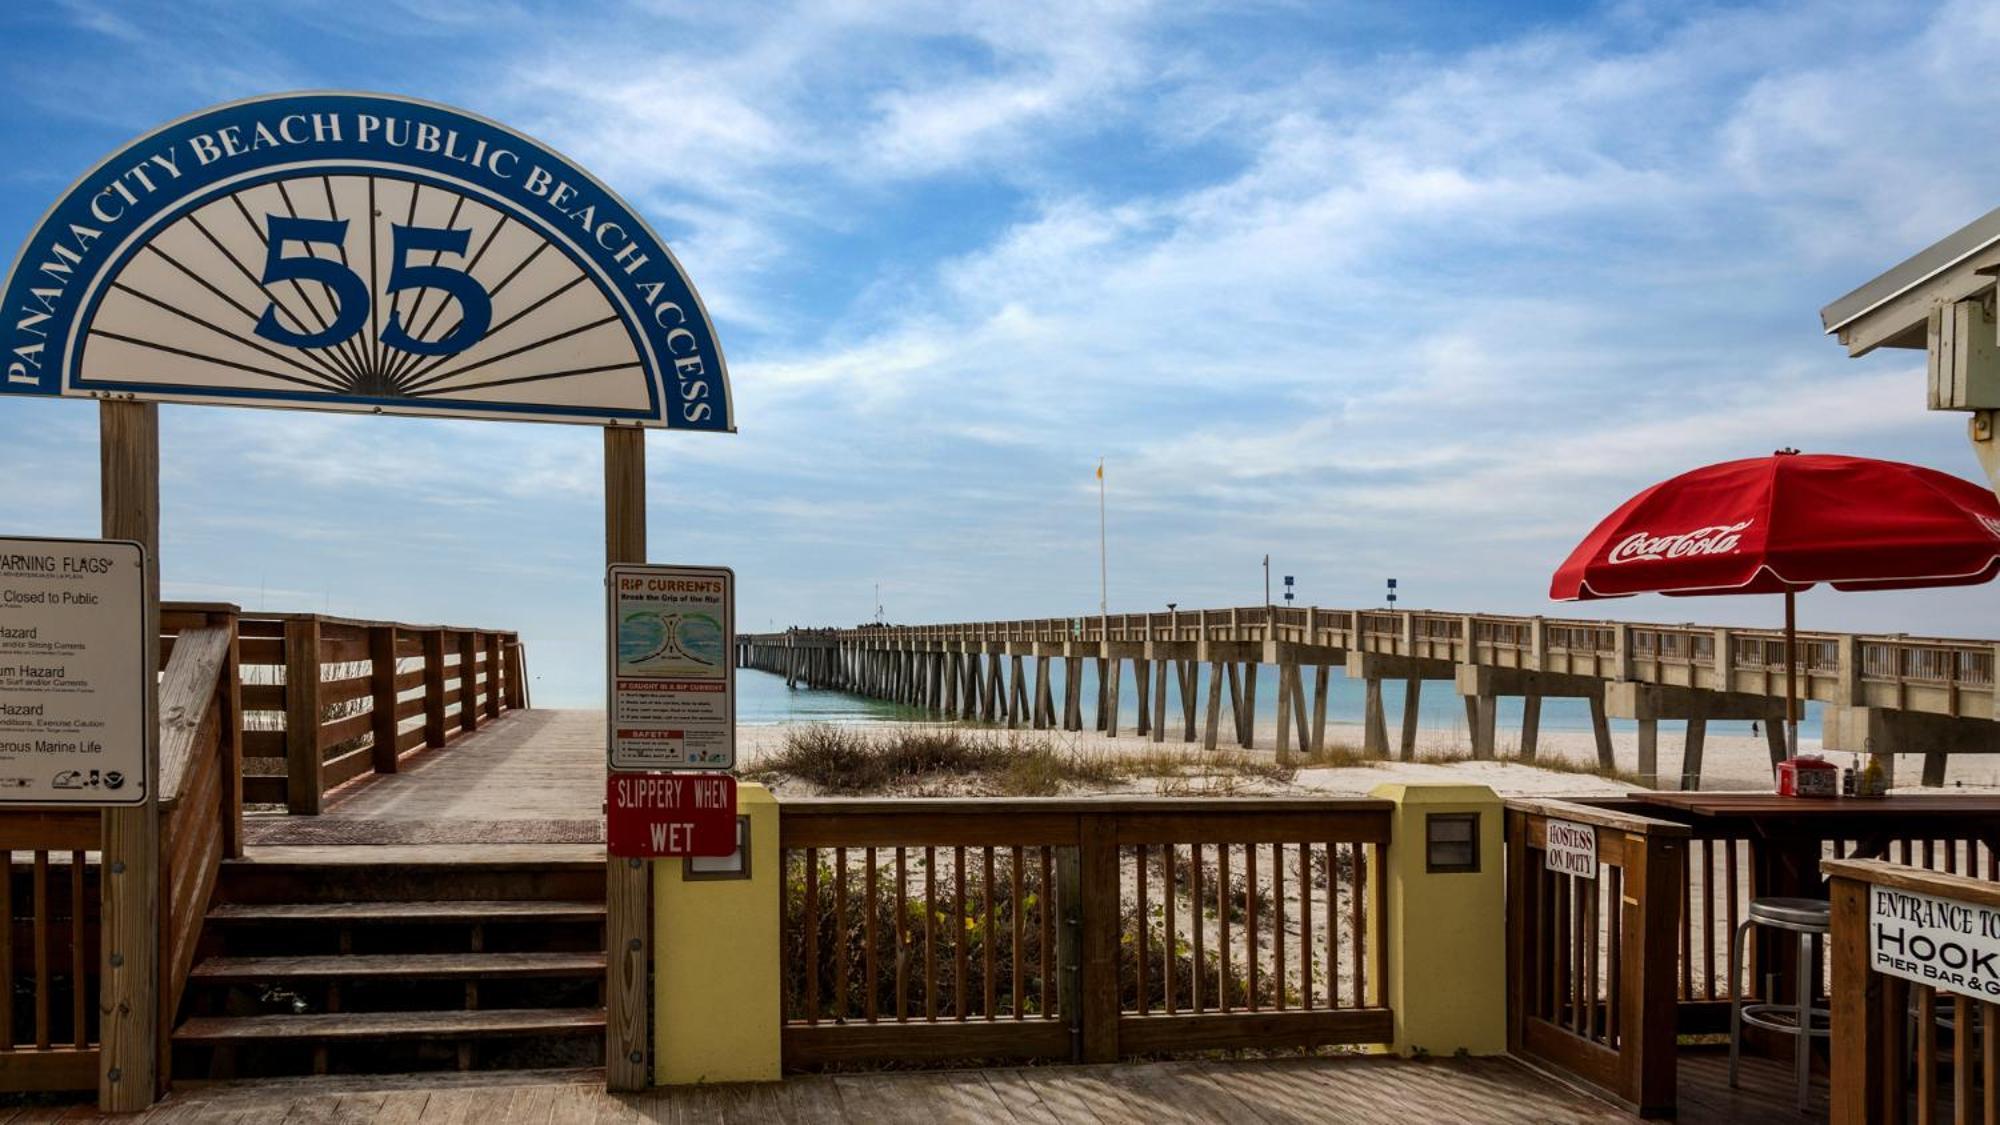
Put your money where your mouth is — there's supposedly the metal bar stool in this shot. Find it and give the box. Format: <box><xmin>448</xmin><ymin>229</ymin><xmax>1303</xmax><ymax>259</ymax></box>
<box><xmin>1728</xmin><ymin>896</ymin><xmax>1832</xmax><ymax>1111</ymax></box>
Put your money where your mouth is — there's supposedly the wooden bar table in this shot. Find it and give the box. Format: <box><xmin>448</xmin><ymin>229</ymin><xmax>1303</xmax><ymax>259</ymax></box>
<box><xmin>1625</xmin><ymin>790</ymin><xmax>2000</xmax><ymax>1057</ymax></box>
<box><xmin>1627</xmin><ymin>792</ymin><xmax>2000</xmax><ymax>873</ymax></box>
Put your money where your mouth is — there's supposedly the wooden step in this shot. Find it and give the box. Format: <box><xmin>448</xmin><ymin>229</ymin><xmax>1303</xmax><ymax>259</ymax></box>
<box><xmin>206</xmin><ymin>899</ymin><xmax>606</xmax><ymax>926</ymax></box>
<box><xmin>218</xmin><ymin>845</ymin><xmax>606</xmax><ymax>904</ymax></box>
<box><xmin>173</xmin><ymin>1007</ymin><xmax>605</xmax><ymax>1045</ymax></box>
<box><xmin>231</xmin><ymin>845</ymin><xmax>606</xmax><ymax>870</ymax></box>
<box><xmin>190</xmin><ymin>951</ymin><xmax>606</xmax><ymax>983</ymax></box>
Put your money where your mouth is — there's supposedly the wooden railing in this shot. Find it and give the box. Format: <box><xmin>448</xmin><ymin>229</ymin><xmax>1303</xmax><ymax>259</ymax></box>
<box><xmin>1825</xmin><ymin>859</ymin><xmax>2000</xmax><ymax>1125</ymax></box>
<box><xmin>744</xmin><ymin>605</ymin><xmax>2000</xmax><ymax>723</ymax></box>
<box><xmin>236</xmin><ymin>613</ymin><xmax>526</xmax><ymax>814</ymax></box>
<box><xmin>154</xmin><ymin>605</ymin><xmax>241</xmax><ymax>1089</ymax></box>
<box><xmin>0</xmin><ymin>602</ymin><xmax>242</xmax><ymax>1094</ymax></box>
<box><xmin>0</xmin><ymin>601</ymin><xmax>529</xmax><ymax>1095</ymax></box>
<box><xmin>778</xmin><ymin>798</ymin><xmax>1391</xmax><ymax>1068</ymax></box>
<box><xmin>1508</xmin><ymin>797</ymin><xmax>2000</xmax><ymax>1118</ymax></box>
<box><xmin>1505</xmin><ymin>799</ymin><xmax>1687</xmax><ymax>1116</ymax></box>
<box><xmin>0</xmin><ymin>820</ymin><xmax>98</xmax><ymax>1092</ymax></box>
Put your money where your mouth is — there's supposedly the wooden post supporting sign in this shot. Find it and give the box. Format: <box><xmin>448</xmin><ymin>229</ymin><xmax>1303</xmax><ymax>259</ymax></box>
<box><xmin>98</xmin><ymin>400</ymin><xmax>160</xmax><ymax>1110</ymax></box>
<box><xmin>604</xmin><ymin>425</ymin><xmax>650</xmax><ymax>1091</ymax></box>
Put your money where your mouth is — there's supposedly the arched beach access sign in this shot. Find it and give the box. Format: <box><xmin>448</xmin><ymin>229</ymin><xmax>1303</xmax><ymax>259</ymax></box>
<box><xmin>1</xmin><ymin>92</ymin><xmax>732</xmax><ymax>430</ymax></box>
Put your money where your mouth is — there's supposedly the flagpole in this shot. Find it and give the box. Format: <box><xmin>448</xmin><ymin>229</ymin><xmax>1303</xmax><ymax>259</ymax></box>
<box><xmin>1098</xmin><ymin>458</ymin><xmax>1107</xmax><ymax>618</ymax></box>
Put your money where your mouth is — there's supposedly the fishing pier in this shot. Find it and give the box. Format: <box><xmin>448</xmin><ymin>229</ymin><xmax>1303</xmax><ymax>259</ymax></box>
<box><xmin>739</xmin><ymin>606</ymin><xmax>1999</xmax><ymax>788</ymax></box>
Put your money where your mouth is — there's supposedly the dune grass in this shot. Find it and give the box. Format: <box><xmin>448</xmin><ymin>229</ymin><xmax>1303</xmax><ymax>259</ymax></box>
<box><xmin>744</xmin><ymin>724</ymin><xmax>1122</xmax><ymax>796</ymax></box>
<box><xmin>748</xmin><ymin>722</ymin><xmax>1645</xmax><ymax>797</ymax></box>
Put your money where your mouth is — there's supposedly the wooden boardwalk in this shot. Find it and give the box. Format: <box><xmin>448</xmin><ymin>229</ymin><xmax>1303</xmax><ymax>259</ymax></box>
<box><xmin>0</xmin><ymin>1052</ymin><xmax>1818</xmax><ymax>1123</ymax></box>
<box><xmin>210</xmin><ymin>711</ymin><xmax>1835</xmax><ymax>1122</ymax></box>
<box><xmin>245</xmin><ymin>709</ymin><xmax>608</xmax><ymax>846</ymax></box>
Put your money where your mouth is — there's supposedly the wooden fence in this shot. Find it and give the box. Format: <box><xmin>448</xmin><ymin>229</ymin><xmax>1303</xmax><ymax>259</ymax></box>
<box><xmin>1825</xmin><ymin>859</ymin><xmax>1999</xmax><ymax>1125</ymax></box>
<box><xmin>778</xmin><ymin>798</ymin><xmax>1391</xmax><ymax>1069</ymax></box>
<box><xmin>236</xmin><ymin>613</ymin><xmax>526</xmax><ymax>814</ymax></box>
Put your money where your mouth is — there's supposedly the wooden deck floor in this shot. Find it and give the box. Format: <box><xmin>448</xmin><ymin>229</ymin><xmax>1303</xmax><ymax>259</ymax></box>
<box><xmin>0</xmin><ymin>1052</ymin><xmax>1823</xmax><ymax>1123</ymax></box>
<box><xmin>205</xmin><ymin>711</ymin><xmax>1832</xmax><ymax>1122</ymax></box>
<box><xmin>0</xmin><ymin>1057</ymin><xmax>1621</xmax><ymax>1123</ymax></box>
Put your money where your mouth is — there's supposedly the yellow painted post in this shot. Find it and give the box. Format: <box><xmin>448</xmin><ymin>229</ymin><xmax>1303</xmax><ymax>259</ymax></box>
<box><xmin>652</xmin><ymin>782</ymin><xmax>782</xmax><ymax>1085</ymax></box>
<box><xmin>1367</xmin><ymin>782</ymin><xmax>1506</xmax><ymax>1057</ymax></box>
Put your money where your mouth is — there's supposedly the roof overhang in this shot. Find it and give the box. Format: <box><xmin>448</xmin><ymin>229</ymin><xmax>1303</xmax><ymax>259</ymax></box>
<box><xmin>1821</xmin><ymin>205</ymin><xmax>2000</xmax><ymax>356</ymax></box>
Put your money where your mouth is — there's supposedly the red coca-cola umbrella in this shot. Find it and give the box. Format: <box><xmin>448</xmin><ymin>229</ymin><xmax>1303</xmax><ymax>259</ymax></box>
<box><xmin>1550</xmin><ymin>450</ymin><xmax>2000</xmax><ymax>756</ymax></box>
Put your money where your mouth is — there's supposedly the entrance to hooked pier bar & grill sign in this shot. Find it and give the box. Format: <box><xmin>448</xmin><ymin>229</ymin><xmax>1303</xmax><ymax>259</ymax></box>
<box><xmin>0</xmin><ymin>537</ymin><xmax>149</xmax><ymax>805</ymax></box>
<box><xmin>1869</xmin><ymin>884</ymin><xmax>2000</xmax><ymax>1001</ymax></box>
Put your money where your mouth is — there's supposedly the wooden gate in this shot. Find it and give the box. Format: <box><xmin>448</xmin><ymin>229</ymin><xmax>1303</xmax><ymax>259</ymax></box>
<box><xmin>1505</xmin><ymin>798</ymin><xmax>1687</xmax><ymax>1117</ymax></box>
<box><xmin>777</xmin><ymin>797</ymin><xmax>1393</xmax><ymax>1067</ymax></box>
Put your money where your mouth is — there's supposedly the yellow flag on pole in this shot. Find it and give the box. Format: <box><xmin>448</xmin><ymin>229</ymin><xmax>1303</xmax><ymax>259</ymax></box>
<box><xmin>1096</xmin><ymin>460</ymin><xmax>1103</xmax><ymax>480</ymax></box>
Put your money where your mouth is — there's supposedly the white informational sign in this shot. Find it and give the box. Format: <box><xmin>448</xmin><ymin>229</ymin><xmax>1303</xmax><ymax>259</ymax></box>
<box><xmin>0</xmin><ymin>537</ymin><xmax>148</xmax><ymax>805</ymax></box>
<box><xmin>1543</xmin><ymin>819</ymin><xmax>1598</xmax><ymax>878</ymax></box>
<box><xmin>607</xmin><ymin>564</ymin><xmax>733</xmax><ymax>771</ymax></box>
<box><xmin>1870</xmin><ymin>883</ymin><xmax>2000</xmax><ymax>1001</ymax></box>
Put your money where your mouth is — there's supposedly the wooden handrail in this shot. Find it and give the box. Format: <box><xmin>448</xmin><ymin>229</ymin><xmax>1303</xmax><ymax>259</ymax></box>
<box><xmin>1821</xmin><ymin>856</ymin><xmax>2000</xmax><ymax>910</ymax></box>
<box><xmin>158</xmin><ymin>626</ymin><xmax>231</xmax><ymax>806</ymax></box>
<box><xmin>154</xmin><ymin>607</ymin><xmax>240</xmax><ymax>1092</ymax></box>
<box><xmin>1502</xmin><ymin>798</ymin><xmax>1691</xmax><ymax>838</ymax></box>
<box><xmin>228</xmin><ymin>610</ymin><xmax>527</xmax><ymax>814</ymax></box>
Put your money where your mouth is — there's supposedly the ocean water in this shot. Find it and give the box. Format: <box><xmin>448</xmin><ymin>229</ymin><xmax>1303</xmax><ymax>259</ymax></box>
<box><xmin>736</xmin><ymin>662</ymin><xmax>1824</xmax><ymax>739</ymax></box>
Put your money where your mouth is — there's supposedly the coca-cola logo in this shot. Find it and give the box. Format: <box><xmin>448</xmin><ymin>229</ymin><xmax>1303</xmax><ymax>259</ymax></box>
<box><xmin>1981</xmin><ymin>515</ymin><xmax>2000</xmax><ymax>541</ymax></box>
<box><xmin>1607</xmin><ymin>519</ymin><xmax>1752</xmax><ymax>565</ymax></box>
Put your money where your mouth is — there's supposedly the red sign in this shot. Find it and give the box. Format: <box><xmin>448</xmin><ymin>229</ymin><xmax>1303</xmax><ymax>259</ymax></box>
<box><xmin>606</xmin><ymin>772</ymin><xmax>737</xmax><ymax>857</ymax></box>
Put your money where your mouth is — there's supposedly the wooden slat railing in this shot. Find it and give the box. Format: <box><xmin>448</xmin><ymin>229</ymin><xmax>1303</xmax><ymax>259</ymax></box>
<box><xmin>1825</xmin><ymin>859</ymin><xmax>2000</xmax><ymax>1125</ymax></box>
<box><xmin>1505</xmin><ymin>799</ymin><xmax>1687</xmax><ymax>1117</ymax></box>
<box><xmin>234</xmin><ymin>613</ymin><xmax>527</xmax><ymax>814</ymax></box>
<box><xmin>0</xmin><ymin>818</ymin><xmax>97</xmax><ymax>1093</ymax></box>
<box><xmin>1672</xmin><ymin>823</ymin><xmax>1997</xmax><ymax>1040</ymax></box>
<box><xmin>0</xmin><ymin>602</ymin><xmax>242</xmax><ymax>1095</ymax></box>
<box><xmin>777</xmin><ymin>798</ymin><xmax>1392</xmax><ymax>1069</ymax></box>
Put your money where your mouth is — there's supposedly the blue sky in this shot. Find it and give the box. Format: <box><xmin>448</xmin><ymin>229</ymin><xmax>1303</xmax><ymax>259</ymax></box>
<box><xmin>3</xmin><ymin>0</ymin><xmax>1999</xmax><ymax>707</ymax></box>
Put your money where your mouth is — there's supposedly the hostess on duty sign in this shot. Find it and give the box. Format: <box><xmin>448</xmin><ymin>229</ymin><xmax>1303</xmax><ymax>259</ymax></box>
<box><xmin>0</xmin><ymin>91</ymin><xmax>732</xmax><ymax>430</ymax></box>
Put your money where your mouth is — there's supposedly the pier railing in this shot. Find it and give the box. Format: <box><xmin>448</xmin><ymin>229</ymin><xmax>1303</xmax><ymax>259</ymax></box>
<box><xmin>745</xmin><ymin>606</ymin><xmax>1999</xmax><ymax>724</ymax></box>
<box><xmin>236</xmin><ymin>612</ymin><xmax>527</xmax><ymax>814</ymax></box>
<box><xmin>777</xmin><ymin>798</ymin><xmax>1392</xmax><ymax>1068</ymax></box>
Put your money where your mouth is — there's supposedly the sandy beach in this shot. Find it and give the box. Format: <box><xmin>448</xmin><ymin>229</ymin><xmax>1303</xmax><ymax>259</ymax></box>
<box><xmin>740</xmin><ymin>715</ymin><xmax>2000</xmax><ymax>797</ymax></box>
